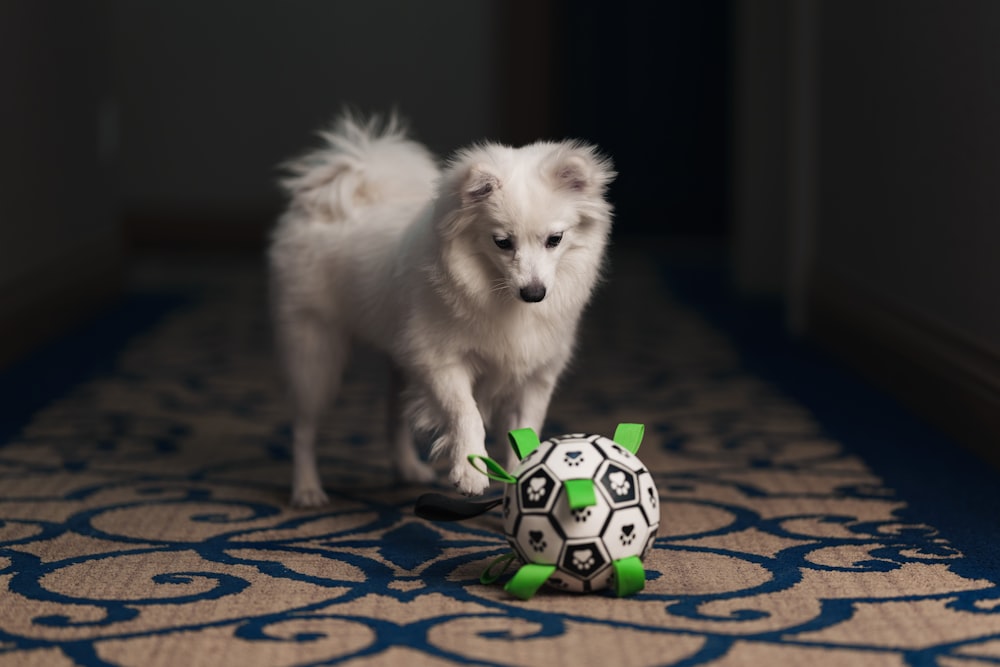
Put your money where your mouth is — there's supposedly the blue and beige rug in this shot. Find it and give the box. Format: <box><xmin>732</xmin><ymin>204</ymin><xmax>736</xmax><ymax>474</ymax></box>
<box><xmin>2</xmin><ymin>245</ymin><xmax>999</xmax><ymax>666</ymax></box>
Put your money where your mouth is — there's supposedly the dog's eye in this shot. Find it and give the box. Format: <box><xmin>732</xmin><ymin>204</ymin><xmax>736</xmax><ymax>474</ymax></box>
<box><xmin>545</xmin><ymin>233</ymin><xmax>563</xmax><ymax>249</ymax></box>
<box><xmin>494</xmin><ymin>236</ymin><xmax>514</xmax><ymax>251</ymax></box>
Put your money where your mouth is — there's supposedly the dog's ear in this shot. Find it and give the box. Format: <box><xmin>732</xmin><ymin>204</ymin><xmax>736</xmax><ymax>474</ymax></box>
<box><xmin>547</xmin><ymin>144</ymin><xmax>616</xmax><ymax>196</ymax></box>
<box><xmin>463</xmin><ymin>163</ymin><xmax>502</xmax><ymax>204</ymax></box>
<box><xmin>552</xmin><ymin>154</ymin><xmax>591</xmax><ymax>192</ymax></box>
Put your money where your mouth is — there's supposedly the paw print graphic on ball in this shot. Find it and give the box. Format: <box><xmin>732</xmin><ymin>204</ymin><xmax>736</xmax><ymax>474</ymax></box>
<box><xmin>527</xmin><ymin>476</ymin><xmax>548</xmax><ymax>502</ymax></box>
<box><xmin>609</xmin><ymin>471</ymin><xmax>631</xmax><ymax>496</ymax></box>
<box><xmin>600</xmin><ymin>464</ymin><xmax>638</xmax><ymax>505</ymax></box>
<box><xmin>572</xmin><ymin>548</ymin><xmax>597</xmax><ymax>571</ymax></box>
<box><xmin>528</xmin><ymin>530</ymin><xmax>547</xmax><ymax>552</ymax></box>
<box><xmin>519</xmin><ymin>469</ymin><xmax>556</xmax><ymax>511</ymax></box>
<box><xmin>572</xmin><ymin>507</ymin><xmax>592</xmax><ymax>523</ymax></box>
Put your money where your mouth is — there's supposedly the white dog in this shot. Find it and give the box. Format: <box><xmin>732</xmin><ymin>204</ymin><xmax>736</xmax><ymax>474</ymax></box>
<box><xmin>269</xmin><ymin>113</ymin><xmax>615</xmax><ymax>506</ymax></box>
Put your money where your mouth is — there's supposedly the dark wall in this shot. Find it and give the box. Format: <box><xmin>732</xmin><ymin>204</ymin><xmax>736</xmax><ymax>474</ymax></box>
<box><xmin>816</xmin><ymin>0</ymin><xmax>1000</xmax><ymax>341</ymax></box>
<box><xmin>114</xmin><ymin>0</ymin><xmax>497</xmax><ymax>235</ymax></box>
<box><xmin>0</xmin><ymin>1</ymin><xmax>122</xmax><ymax>366</ymax></box>
<box><xmin>112</xmin><ymin>1</ymin><xmax>733</xmax><ymax>245</ymax></box>
<box><xmin>554</xmin><ymin>0</ymin><xmax>733</xmax><ymax>238</ymax></box>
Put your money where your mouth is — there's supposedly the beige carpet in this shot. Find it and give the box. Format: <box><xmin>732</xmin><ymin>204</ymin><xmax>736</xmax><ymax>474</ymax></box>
<box><xmin>1</xmin><ymin>243</ymin><xmax>999</xmax><ymax>666</ymax></box>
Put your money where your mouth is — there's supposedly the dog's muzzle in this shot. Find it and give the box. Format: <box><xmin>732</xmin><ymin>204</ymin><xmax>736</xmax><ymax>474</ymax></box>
<box><xmin>519</xmin><ymin>284</ymin><xmax>547</xmax><ymax>303</ymax></box>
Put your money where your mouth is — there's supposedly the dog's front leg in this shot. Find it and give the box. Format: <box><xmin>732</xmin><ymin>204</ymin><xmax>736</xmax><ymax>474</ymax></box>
<box><xmin>495</xmin><ymin>370</ymin><xmax>561</xmax><ymax>471</ymax></box>
<box><xmin>423</xmin><ymin>364</ymin><xmax>490</xmax><ymax>496</ymax></box>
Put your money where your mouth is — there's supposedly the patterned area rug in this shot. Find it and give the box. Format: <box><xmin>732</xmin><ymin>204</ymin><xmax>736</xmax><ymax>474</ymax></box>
<box><xmin>2</xmin><ymin>243</ymin><xmax>1000</xmax><ymax>666</ymax></box>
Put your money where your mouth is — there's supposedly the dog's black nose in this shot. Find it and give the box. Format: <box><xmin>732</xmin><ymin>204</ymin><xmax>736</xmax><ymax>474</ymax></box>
<box><xmin>519</xmin><ymin>284</ymin><xmax>547</xmax><ymax>303</ymax></box>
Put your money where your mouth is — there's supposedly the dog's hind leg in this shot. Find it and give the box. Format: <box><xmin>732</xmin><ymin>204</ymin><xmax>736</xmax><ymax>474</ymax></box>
<box><xmin>388</xmin><ymin>365</ymin><xmax>436</xmax><ymax>484</ymax></box>
<box><xmin>280</xmin><ymin>312</ymin><xmax>348</xmax><ymax>507</ymax></box>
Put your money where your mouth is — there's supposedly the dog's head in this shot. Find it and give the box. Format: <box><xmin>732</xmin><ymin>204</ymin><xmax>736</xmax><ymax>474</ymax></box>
<box><xmin>436</xmin><ymin>141</ymin><xmax>615</xmax><ymax>307</ymax></box>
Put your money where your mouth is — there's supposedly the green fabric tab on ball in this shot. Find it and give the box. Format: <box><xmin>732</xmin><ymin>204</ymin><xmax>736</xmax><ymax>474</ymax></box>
<box><xmin>564</xmin><ymin>478</ymin><xmax>597</xmax><ymax>510</ymax></box>
<box><xmin>612</xmin><ymin>556</ymin><xmax>646</xmax><ymax>597</ymax></box>
<box><xmin>508</xmin><ymin>428</ymin><xmax>541</xmax><ymax>461</ymax></box>
<box><xmin>612</xmin><ymin>423</ymin><xmax>645</xmax><ymax>454</ymax></box>
<box><xmin>504</xmin><ymin>563</ymin><xmax>557</xmax><ymax>600</ymax></box>
<box><xmin>467</xmin><ymin>454</ymin><xmax>517</xmax><ymax>484</ymax></box>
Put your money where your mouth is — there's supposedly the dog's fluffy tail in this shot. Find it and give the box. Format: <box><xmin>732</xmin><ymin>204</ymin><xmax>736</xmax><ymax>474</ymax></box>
<box><xmin>279</xmin><ymin>112</ymin><xmax>433</xmax><ymax>223</ymax></box>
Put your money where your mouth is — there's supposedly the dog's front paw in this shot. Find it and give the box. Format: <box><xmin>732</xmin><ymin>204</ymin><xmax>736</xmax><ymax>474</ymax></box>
<box><xmin>450</xmin><ymin>460</ymin><xmax>490</xmax><ymax>496</ymax></box>
<box><xmin>291</xmin><ymin>485</ymin><xmax>329</xmax><ymax>508</ymax></box>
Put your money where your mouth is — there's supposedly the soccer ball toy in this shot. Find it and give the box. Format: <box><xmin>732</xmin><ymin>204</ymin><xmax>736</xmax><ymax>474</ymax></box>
<box><xmin>494</xmin><ymin>424</ymin><xmax>660</xmax><ymax>597</ymax></box>
<box><xmin>416</xmin><ymin>423</ymin><xmax>660</xmax><ymax>599</ymax></box>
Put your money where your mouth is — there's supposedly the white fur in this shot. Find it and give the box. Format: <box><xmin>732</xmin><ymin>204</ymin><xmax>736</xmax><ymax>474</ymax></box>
<box><xmin>269</xmin><ymin>113</ymin><xmax>615</xmax><ymax>506</ymax></box>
